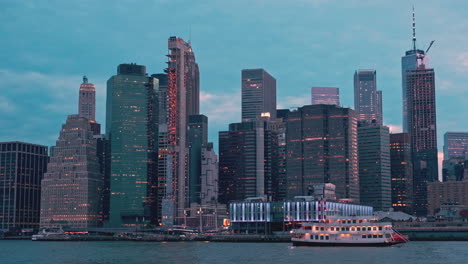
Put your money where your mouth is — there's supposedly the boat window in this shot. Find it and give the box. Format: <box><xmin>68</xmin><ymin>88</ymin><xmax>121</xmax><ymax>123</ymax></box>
<box><xmin>359</xmin><ymin>220</ymin><xmax>363</xmax><ymax>223</ymax></box>
<box><xmin>341</xmin><ymin>227</ymin><xmax>345</xmax><ymax>231</ymax></box>
<box><xmin>385</xmin><ymin>234</ymin><xmax>390</xmax><ymax>238</ymax></box>
<box><xmin>346</xmin><ymin>227</ymin><xmax>349</xmax><ymax>231</ymax></box>
<box><xmin>373</xmin><ymin>227</ymin><xmax>377</xmax><ymax>231</ymax></box>
<box><xmin>320</xmin><ymin>227</ymin><xmax>324</xmax><ymax>231</ymax></box>
<box><xmin>367</xmin><ymin>235</ymin><xmax>372</xmax><ymax>238</ymax></box>
<box><xmin>378</xmin><ymin>235</ymin><xmax>383</xmax><ymax>238</ymax></box>
<box><xmin>325</xmin><ymin>236</ymin><xmax>329</xmax><ymax>240</ymax></box>
<box><xmin>331</xmin><ymin>227</ymin><xmax>335</xmax><ymax>231</ymax></box>
<box><xmin>320</xmin><ymin>236</ymin><xmax>324</xmax><ymax>240</ymax></box>
<box><xmin>379</xmin><ymin>226</ymin><xmax>382</xmax><ymax>231</ymax></box>
<box><xmin>315</xmin><ymin>226</ymin><xmax>319</xmax><ymax>231</ymax></box>
<box><xmin>373</xmin><ymin>235</ymin><xmax>378</xmax><ymax>238</ymax></box>
<box><xmin>357</xmin><ymin>227</ymin><xmax>361</xmax><ymax>231</ymax></box>
<box><xmin>362</xmin><ymin>234</ymin><xmax>366</xmax><ymax>238</ymax></box>
<box><xmin>315</xmin><ymin>235</ymin><xmax>319</xmax><ymax>239</ymax></box>
<box><xmin>351</xmin><ymin>228</ymin><xmax>355</xmax><ymax>231</ymax></box>
<box><xmin>352</xmin><ymin>220</ymin><xmax>356</xmax><ymax>223</ymax></box>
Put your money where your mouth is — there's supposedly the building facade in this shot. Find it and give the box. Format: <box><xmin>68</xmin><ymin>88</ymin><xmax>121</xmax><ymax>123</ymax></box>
<box><xmin>40</xmin><ymin>115</ymin><xmax>103</xmax><ymax>229</ymax></box>
<box><xmin>354</xmin><ymin>70</ymin><xmax>383</xmax><ymax>125</ymax></box>
<box><xmin>406</xmin><ymin>66</ymin><xmax>438</xmax><ymax>216</ymax></box>
<box><xmin>444</xmin><ymin>132</ymin><xmax>468</xmax><ymax>160</ymax></box>
<box><xmin>241</xmin><ymin>69</ymin><xmax>277</xmax><ymax>120</ymax></box>
<box><xmin>311</xmin><ymin>87</ymin><xmax>340</xmax><ymax>106</ymax></box>
<box><xmin>427</xmin><ymin>181</ymin><xmax>468</xmax><ymax>216</ymax></box>
<box><xmin>0</xmin><ymin>142</ymin><xmax>48</xmax><ymax>231</ymax></box>
<box><xmin>390</xmin><ymin>133</ymin><xmax>413</xmax><ymax>214</ymax></box>
<box><xmin>219</xmin><ymin>120</ymin><xmax>278</xmax><ymax>203</ymax></box>
<box><xmin>188</xmin><ymin>115</ymin><xmax>208</xmax><ymax>205</ymax></box>
<box><xmin>358</xmin><ymin>122</ymin><xmax>391</xmax><ymax>211</ymax></box>
<box><xmin>200</xmin><ymin>143</ymin><xmax>219</xmax><ymax>204</ymax></box>
<box><xmin>106</xmin><ymin>64</ymin><xmax>159</xmax><ymax>227</ymax></box>
<box><xmin>286</xmin><ymin>104</ymin><xmax>359</xmax><ymax>202</ymax></box>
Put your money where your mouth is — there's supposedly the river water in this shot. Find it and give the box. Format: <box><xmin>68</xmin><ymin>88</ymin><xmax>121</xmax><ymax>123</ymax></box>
<box><xmin>0</xmin><ymin>241</ymin><xmax>466</xmax><ymax>264</ymax></box>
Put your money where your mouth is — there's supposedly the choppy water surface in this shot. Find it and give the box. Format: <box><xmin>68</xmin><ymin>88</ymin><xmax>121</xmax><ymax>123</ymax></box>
<box><xmin>1</xmin><ymin>241</ymin><xmax>467</xmax><ymax>264</ymax></box>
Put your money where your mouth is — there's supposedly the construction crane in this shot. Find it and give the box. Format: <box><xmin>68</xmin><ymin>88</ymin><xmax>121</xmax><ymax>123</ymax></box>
<box><xmin>425</xmin><ymin>40</ymin><xmax>435</xmax><ymax>55</ymax></box>
<box><xmin>417</xmin><ymin>40</ymin><xmax>435</xmax><ymax>65</ymax></box>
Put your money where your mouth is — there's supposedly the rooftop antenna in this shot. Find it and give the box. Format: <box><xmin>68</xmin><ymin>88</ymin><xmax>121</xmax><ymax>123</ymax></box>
<box><xmin>412</xmin><ymin>5</ymin><xmax>417</xmax><ymax>51</ymax></box>
<box><xmin>83</xmin><ymin>75</ymin><xmax>88</xmax><ymax>84</ymax></box>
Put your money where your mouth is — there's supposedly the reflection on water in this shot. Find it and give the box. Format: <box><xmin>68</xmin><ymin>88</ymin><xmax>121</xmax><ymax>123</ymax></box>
<box><xmin>1</xmin><ymin>241</ymin><xmax>467</xmax><ymax>264</ymax></box>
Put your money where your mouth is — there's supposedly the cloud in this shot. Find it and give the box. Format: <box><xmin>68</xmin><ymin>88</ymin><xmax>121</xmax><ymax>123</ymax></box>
<box><xmin>438</xmin><ymin>151</ymin><xmax>444</xmax><ymax>181</ymax></box>
<box><xmin>0</xmin><ymin>96</ymin><xmax>17</xmax><ymax>113</ymax></box>
<box><xmin>200</xmin><ymin>91</ymin><xmax>240</xmax><ymax>122</ymax></box>
<box><xmin>387</xmin><ymin>124</ymin><xmax>402</xmax><ymax>133</ymax></box>
<box><xmin>277</xmin><ymin>95</ymin><xmax>309</xmax><ymax>109</ymax></box>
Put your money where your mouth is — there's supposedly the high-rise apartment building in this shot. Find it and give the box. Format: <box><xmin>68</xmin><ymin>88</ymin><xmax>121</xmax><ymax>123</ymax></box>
<box><xmin>0</xmin><ymin>142</ymin><xmax>48</xmax><ymax>230</ymax></box>
<box><xmin>358</xmin><ymin>122</ymin><xmax>391</xmax><ymax>211</ymax></box>
<box><xmin>285</xmin><ymin>104</ymin><xmax>359</xmax><ymax>201</ymax></box>
<box><xmin>390</xmin><ymin>133</ymin><xmax>413</xmax><ymax>214</ymax></box>
<box><xmin>219</xmin><ymin>120</ymin><xmax>278</xmax><ymax>203</ymax></box>
<box><xmin>311</xmin><ymin>87</ymin><xmax>340</xmax><ymax>106</ymax></box>
<box><xmin>40</xmin><ymin>115</ymin><xmax>103</xmax><ymax>228</ymax></box>
<box><xmin>354</xmin><ymin>70</ymin><xmax>383</xmax><ymax>125</ymax></box>
<box><xmin>164</xmin><ymin>36</ymin><xmax>200</xmax><ymax>224</ymax></box>
<box><xmin>106</xmin><ymin>64</ymin><xmax>159</xmax><ymax>227</ymax></box>
<box><xmin>444</xmin><ymin>132</ymin><xmax>468</xmax><ymax>160</ymax></box>
<box><xmin>406</xmin><ymin>66</ymin><xmax>438</xmax><ymax>216</ymax></box>
<box><xmin>241</xmin><ymin>69</ymin><xmax>276</xmax><ymax>120</ymax></box>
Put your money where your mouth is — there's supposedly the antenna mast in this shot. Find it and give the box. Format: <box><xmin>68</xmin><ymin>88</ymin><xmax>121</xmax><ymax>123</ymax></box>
<box><xmin>412</xmin><ymin>6</ymin><xmax>417</xmax><ymax>51</ymax></box>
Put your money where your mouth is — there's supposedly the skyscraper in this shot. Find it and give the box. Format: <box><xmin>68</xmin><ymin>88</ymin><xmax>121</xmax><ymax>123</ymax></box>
<box><xmin>219</xmin><ymin>120</ymin><xmax>278</xmax><ymax>203</ymax></box>
<box><xmin>40</xmin><ymin>115</ymin><xmax>103</xmax><ymax>228</ymax></box>
<box><xmin>164</xmin><ymin>36</ymin><xmax>200</xmax><ymax>224</ymax></box>
<box><xmin>311</xmin><ymin>87</ymin><xmax>340</xmax><ymax>106</ymax></box>
<box><xmin>0</xmin><ymin>142</ymin><xmax>48</xmax><ymax>231</ymax></box>
<box><xmin>358</xmin><ymin>121</ymin><xmax>391</xmax><ymax>211</ymax></box>
<box><xmin>106</xmin><ymin>64</ymin><xmax>159</xmax><ymax>227</ymax></box>
<box><xmin>402</xmin><ymin>8</ymin><xmax>427</xmax><ymax>132</ymax></box>
<box><xmin>241</xmin><ymin>69</ymin><xmax>277</xmax><ymax>120</ymax></box>
<box><xmin>444</xmin><ymin>132</ymin><xmax>468</xmax><ymax>160</ymax></box>
<box><xmin>286</xmin><ymin>104</ymin><xmax>359</xmax><ymax>201</ymax></box>
<box><xmin>390</xmin><ymin>133</ymin><xmax>413</xmax><ymax>214</ymax></box>
<box><xmin>354</xmin><ymin>70</ymin><xmax>383</xmax><ymax>125</ymax></box>
<box><xmin>188</xmin><ymin>114</ymin><xmax>208</xmax><ymax>204</ymax></box>
<box><xmin>79</xmin><ymin>76</ymin><xmax>96</xmax><ymax>122</ymax></box>
<box><xmin>406</xmin><ymin>66</ymin><xmax>438</xmax><ymax>216</ymax></box>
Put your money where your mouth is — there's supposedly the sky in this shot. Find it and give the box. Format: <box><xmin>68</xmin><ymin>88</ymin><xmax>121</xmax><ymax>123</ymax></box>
<box><xmin>1</xmin><ymin>0</ymin><xmax>468</xmax><ymax>173</ymax></box>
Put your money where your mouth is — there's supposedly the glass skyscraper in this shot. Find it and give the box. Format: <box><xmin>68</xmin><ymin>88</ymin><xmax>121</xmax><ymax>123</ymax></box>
<box><xmin>285</xmin><ymin>104</ymin><xmax>359</xmax><ymax>202</ymax></box>
<box><xmin>390</xmin><ymin>133</ymin><xmax>413</xmax><ymax>214</ymax></box>
<box><xmin>241</xmin><ymin>69</ymin><xmax>277</xmax><ymax>121</ymax></box>
<box><xmin>0</xmin><ymin>142</ymin><xmax>48</xmax><ymax>231</ymax></box>
<box><xmin>311</xmin><ymin>87</ymin><xmax>340</xmax><ymax>106</ymax></box>
<box><xmin>354</xmin><ymin>70</ymin><xmax>383</xmax><ymax>125</ymax></box>
<box><xmin>106</xmin><ymin>64</ymin><xmax>159</xmax><ymax>227</ymax></box>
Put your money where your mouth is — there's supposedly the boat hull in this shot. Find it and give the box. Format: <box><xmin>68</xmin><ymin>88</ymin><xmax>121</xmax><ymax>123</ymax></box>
<box><xmin>292</xmin><ymin>241</ymin><xmax>404</xmax><ymax>247</ymax></box>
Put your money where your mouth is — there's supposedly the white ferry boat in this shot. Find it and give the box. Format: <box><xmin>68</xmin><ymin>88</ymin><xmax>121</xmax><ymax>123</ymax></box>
<box><xmin>32</xmin><ymin>228</ymin><xmax>70</xmax><ymax>241</ymax></box>
<box><xmin>291</xmin><ymin>216</ymin><xmax>407</xmax><ymax>247</ymax></box>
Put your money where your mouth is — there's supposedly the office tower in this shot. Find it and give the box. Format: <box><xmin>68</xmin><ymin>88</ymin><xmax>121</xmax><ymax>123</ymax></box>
<box><xmin>286</xmin><ymin>104</ymin><xmax>359</xmax><ymax>201</ymax></box>
<box><xmin>219</xmin><ymin>120</ymin><xmax>278</xmax><ymax>203</ymax></box>
<box><xmin>358</xmin><ymin>121</ymin><xmax>391</xmax><ymax>211</ymax></box>
<box><xmin>311</xmin><ymin>87</ymin><xmax>340</xmax><ymax>106</ymax></box>
<box><xmin>106</xmin><ymin>64</ymin><xmax>159</xmax><ymax>227</ymax></box>
<box><xmin>94</xmin><ymin>134</ymin><xmax>110</xmax><ymax>222</ymax></box>
<box><xmin>406</xmin><ymin>66</ymin><xmax>438</xmax><ymax>216</ymax></box>
<box><xmin>0</xmin><ymin>142</ymin><xmax>48</xmax><ymax>231</ymax></box>
<box><xmin>188</xmin><ymin>114</ymin><xmax>208</xmax><ymax>204</ymax></box>
<box><xmin>79</xmin><ymin>76</ymin><xmax>96</xmax><ymax>122</ymax></box>
<box><xmin>200</xmin><ymin>143</ymin><xmax>219</xmax><ymax>204</ymax></box>
<box><xmin>164</xmin><ymin>36</ymin><xmax>200</xmax><ymax>224</ymax></box>
<box><xmin>402</xmin><ymin>8</ymin><xmax>427</xmax><ymax>132</ymax></box>
<box><xmin>354</xmin><ymin>70</ymin><xmax>383</xmax><ymax>125</ymax></box>
<box><xmin>444</xmin><ymin>132</ymin><xmax>468</xmax><ymax>160</ymax></box>
<box><xmin>40</xmin><ymin>115</ymin><xmax>103</xmax><ymax>228</ymax></box>
<box><xmin>390</xmin><ymin>133</ymin><xmax>413</xmax><ymax>214</ymax></box>
<box><xmin>275</xmin><ymin>109</ymin><xmax>290</xmax><ymax>201</ymax></box>
<box><xmin>241</xmin><ymin>69</ymin><xmax>277</xmax><ymax>120</ymax></box>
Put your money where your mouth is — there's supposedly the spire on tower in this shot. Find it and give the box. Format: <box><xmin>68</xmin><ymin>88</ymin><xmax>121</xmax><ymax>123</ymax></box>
<box><xmin>83</xmin><ymin>75</ymin><xmax>88</xmax><ymax>84</ymax></box>
<box><xmin>412</xmin><ymin>6</ymin><xmax>417</xmax><ymax>51</ymax></box>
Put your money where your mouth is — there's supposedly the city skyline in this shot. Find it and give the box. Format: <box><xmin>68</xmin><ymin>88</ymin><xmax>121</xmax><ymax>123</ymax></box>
<box><xmin>1</xmin><ymin>1</ymin><xmax>468</xmax><ymax>177</ymax></box>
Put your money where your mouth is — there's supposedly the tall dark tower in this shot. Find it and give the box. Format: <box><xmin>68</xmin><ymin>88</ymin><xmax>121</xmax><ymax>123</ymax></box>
<box><xmin>79</xmin><ymin>76</ymin><xmax>96</xmax><ymax>122</ymax></box>
<box><xmin>354</xmin><ymin>70</ymin><xmax>383</xmax><ymax>125</ymax></box>
<box><xmin>402</xmin><ymin>8</ymin><xmax>438</xmax><ymax>216</ymax></box>
<box><xmin>241</xmin><ymin>69</ymin><xmax>277</xmax><ymax>120</ymax></box>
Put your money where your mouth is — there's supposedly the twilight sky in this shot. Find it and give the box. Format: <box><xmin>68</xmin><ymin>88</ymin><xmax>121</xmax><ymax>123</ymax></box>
<box><xmin>1</xmin><ymin>0</ymin><xmax>468</xmax><ymax>169</ymax></box>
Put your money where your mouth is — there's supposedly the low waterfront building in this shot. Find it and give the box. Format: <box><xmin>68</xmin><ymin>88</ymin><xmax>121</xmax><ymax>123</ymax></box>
<box><xmin>229</xmin><ymin>197</ymin><xmax>373</xmax><ymax>234</ymax></box>
<box><xmin>427</xmin><ymin>180</ymin><xmax>468</xmax><ymax>216</ymax></box>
